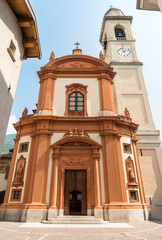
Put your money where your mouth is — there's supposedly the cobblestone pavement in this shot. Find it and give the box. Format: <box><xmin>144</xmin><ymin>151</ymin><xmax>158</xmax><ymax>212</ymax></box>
<box><xmin>0</xmin><ymin>220</ymin><xmax>161</xmax><ymax>240</ymax></box>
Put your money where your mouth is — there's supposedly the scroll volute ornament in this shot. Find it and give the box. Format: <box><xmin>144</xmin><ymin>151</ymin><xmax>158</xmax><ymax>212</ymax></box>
<box><xmin>125</xmin><ymin>156</ymin><xmax>137</xmax><ymax>187</ymax></box>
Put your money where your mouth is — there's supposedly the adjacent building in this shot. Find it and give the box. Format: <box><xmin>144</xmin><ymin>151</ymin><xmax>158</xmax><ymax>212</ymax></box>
<box><xmin>0</xmin><ymin>0</ymin><xmax>41</xmax><ymax>153</ymax></box>
<box><xmin>136</xmin><ymin>0</ymin><xmax>162</xmax><ymax>11</ymax></box>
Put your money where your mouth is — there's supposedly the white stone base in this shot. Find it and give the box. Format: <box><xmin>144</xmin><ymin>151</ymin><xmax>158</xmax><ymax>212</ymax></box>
<box><xmin>0</xmin><ymin>209</ymin><xmax>27</xmax><ymax>222</ymax></box>
<box><xmin>103</xmin><ymin>209</ymin><xmax>109</xmax><ymax>221</ymax></box>
<box><xmin>26</xmin><ymin>209</ymin><xmax>47</xmax><ymax>222</ymax></box>
<box><xmin>87</xmin><ymin>209</ymin><xmax>93</xmax><ymax>216</ymax></box>
<box><xmin>58</xmin><ymin>209</ymin><xmax>64</xmax><ymax>216</ymax></box>
<box><xmin>94</xmin><ymin>209</ymin><xmax>103</xmax><ymax>219</ymax></box>
<box><xmin>48</xmin><ymin>209</ymin><xmax>57</xmax><ymax>220</ymax></box>
<box><xmin>0</xmin><ymin>209</ymin><xmax>5</xmax><ymax>221</ymax></box>
<box><xmin>0</xmin><ymin>208</ymin><xmax>150</xmax><ymax>222</ymax></box>
<box><xmin>104</xmin><ymin>209</ymin><xmax>147</xmax><ymax>222</ymax></box>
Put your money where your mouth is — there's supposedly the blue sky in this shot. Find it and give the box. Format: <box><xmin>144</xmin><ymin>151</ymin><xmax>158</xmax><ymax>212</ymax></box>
<box><xmin>7</xmin><ymin>0</ymin><xmax>162</xmax><ymax>137</ymax></box>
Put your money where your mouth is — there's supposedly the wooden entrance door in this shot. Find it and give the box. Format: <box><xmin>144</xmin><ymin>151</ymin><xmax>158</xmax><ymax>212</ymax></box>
<box><xmin>64</xmin><ymin>170</ymin><xmax>87</xmax><ymax>215</ymax></box>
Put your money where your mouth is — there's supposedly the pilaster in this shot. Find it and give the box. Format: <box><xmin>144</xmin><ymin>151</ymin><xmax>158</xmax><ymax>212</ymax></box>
<box><xmin>30</xmin><ymin>131</ymin><xmax>52</xmax><ymax>205</ymax></box>
<box><xmin>98</xmin><ymin>74</ymin><xmax>115</xmax><ymax>113</ymax></box>
<box><xmin>37</xmin><ymin>73</ymin><xmax>56</xmax><ymax>112</ymax></box>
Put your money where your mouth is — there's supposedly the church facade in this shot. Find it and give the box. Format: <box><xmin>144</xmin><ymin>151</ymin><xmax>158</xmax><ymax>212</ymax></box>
<box><xmin>0</xmin><ymin>8</ymin><xmax>161</xmax><ymax>223</ymax></box>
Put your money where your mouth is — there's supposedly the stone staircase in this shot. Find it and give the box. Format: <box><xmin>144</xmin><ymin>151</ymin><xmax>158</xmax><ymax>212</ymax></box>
<box><xmin>42</xmin><ymin>216</ymin><xmax>105</xmax><ymax>224</ymax></box>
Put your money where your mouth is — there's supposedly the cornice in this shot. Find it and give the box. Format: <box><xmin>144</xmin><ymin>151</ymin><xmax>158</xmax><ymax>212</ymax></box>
<box><xmin>104</xmin><ymin>16</ymin><xmax>133</xmax><ymax>22</ymax></box>
<box><xmin>15</xmin><ymin>114</ymin><xmax>138</xmax><ymax>130</ymax></box>
<box><xmin>108</xmin><ymin>40</ymin><xmax>136</xmax><ymax>43</ymax></box>
<box><xmin>109</xmin><ymin>61</ymin><xmax>143</xmax><ymax>66</ymax></box>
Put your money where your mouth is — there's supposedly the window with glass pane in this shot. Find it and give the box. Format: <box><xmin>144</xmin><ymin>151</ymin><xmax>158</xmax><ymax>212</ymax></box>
<box><xmin>69</xmin><ymin>92</ymin><xmax>84</xmax><ymax>111</ymax></box>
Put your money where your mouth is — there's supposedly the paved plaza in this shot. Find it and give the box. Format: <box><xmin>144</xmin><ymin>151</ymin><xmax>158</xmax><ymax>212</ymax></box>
<box><xmin>0</xmin><ymin>220</ymin><xmax>161</xmax><ymax>240</ymax></box>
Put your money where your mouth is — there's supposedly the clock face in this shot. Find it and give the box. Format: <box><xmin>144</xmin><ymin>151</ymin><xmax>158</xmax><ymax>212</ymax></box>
<box><xmin>117</xmin><ymin>47</ymin><xmax>131</xmax><ymax>57</ymax></box>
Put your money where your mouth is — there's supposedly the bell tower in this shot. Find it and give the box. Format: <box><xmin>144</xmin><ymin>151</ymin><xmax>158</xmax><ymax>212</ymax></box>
<box><xmin>100</xmin><ymin>8</ymin><xmax>162</xmax><ymax>219</ymax></box>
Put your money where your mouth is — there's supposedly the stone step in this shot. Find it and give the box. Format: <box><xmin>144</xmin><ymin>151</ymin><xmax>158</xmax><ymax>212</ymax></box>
<box><xmin>49</xmin><ymin>216</ymin><xmax>102</xmax><ymax>221</ymax></box>
<box><xmin>43</xmin><ymin>220</ymin><xmax>104</xmax><ymax>224</ymax></box>
<box><xmin>42</xmin><ymin>216</ymin><xmax>105</xmax><ymax>224</ymax></box>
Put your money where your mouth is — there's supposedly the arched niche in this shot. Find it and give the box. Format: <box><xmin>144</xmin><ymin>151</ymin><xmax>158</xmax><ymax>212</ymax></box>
<box><xmin>114</xmin><ymin>25</ymin><xmax>126</xmax><ymax>40</ymax></box>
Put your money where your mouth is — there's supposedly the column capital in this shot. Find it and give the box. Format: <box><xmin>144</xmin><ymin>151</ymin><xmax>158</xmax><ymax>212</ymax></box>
<box><xmin>52</xmin><ymin>153</ymin><xmax>60</xmax><ymax>161</ymax></box>
<box><xmin>93</xmin><ymin>157</ymin><xmax>100</xmax><ymax>161</ymax></box>
<box><xmin>39</xmin><ymin>73</ymin><xmax>57</xmax><ymax>83</ymax></box>
<box><xmin>97</xmin><ymin>73</ymin><xmax>114</xmax><ymax>84</ymax></box>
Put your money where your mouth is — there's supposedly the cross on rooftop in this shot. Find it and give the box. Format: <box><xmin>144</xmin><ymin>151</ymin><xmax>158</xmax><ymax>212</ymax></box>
<box><xmin>75</xmin><ymin>42</ymin><xmax>80</xmax><ymax>49</ymax></box>
<box><xmin>109</xmin><ymin>5</ymin><xmax>115</xmax><ymax>9</ymax></box>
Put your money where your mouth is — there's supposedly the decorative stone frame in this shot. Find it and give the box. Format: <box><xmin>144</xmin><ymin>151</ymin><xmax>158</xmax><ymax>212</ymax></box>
<box><xmin>10</xmin><ymin>188</ymin><xmax>22</xmax><ymax>202</ymax></box>
<box><xmin>19</xmin><ymin>142</ymin><xmax>29</xmax><ymax>153</ymax></box>
<box><xmin>64</xmin><ymin>83</ymin><xmax>88</xmax><ymax>116</ymax></box>
<box><xmin>49</xmin><ymin>136</ymin><xmax>102</xmax><ymax>216</ymax></box>
<box><xmin>12</xmin><ymin>155</ymin><xmax>26</xmax><ymax>187</ymax></box>
<box><xmin>123</xmin><ymin>143</ymin><xmax>132</xmax><ymax>154</ymax></box>
<box><xmin>129</xmin><ymin>190</ymin><xmax>139</xmax><ymax>203</ymax></box>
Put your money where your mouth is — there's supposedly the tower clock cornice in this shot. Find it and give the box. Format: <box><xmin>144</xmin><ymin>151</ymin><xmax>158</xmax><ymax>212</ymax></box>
<box><xmin>109</xmin><ymin>61</ymin><xmax>143</xmax><ymax>66</ymax></box>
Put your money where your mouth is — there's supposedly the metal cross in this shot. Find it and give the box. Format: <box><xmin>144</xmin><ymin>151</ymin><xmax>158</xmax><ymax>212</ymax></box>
<box><xmin>75</xmin><ymin>42</ymin><xmax>80</xmax><ymax>49</ymax></box>
<box><xmin>109</xmin><ymin>5</ymin><xmax>114</xmax><ymax>9</ymax></box>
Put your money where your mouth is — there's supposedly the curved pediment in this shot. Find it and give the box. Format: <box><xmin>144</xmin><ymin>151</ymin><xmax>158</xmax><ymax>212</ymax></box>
<box><xmin>51</xmin><ymin>136</ymin><xmax>101</xmax><ymax>149</ymax></box>
<box><xmin>38</xmin><ymin>54</ymin><xmax>116</xmax><ymax>80</ymax></box>
<box><xmin>45</xmin><ymin>54</ymin><xmax>111</xmax><ymax>69</ymax></box>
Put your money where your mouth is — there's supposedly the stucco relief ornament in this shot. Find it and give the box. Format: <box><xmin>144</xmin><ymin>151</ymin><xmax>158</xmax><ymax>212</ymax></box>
<box><xmin>70</xmin><ymin>62</ymin><xmax>85</xmax><ymax>68</ymax></box>
<box><xmin>22</xmin><ymin>107</ymin><xmax>28</xmax><ymax>119</ymax></box>
<box><xmin>124</xmin><ymin>107</ymin><xmax>130</xmax><ymax>118</ymax></box>
<box><xmin>63</xmin><ymin>128</ymin><xmax>90</xmax><ymax>138</ymax></box>
<box><xmin>62</xmin><ymin>157</ymin><xmax>89</xmax><ymax>166</ymax></box>
<box><xmin>99</xmin><ymin>51</ymin><xmax>104</xmax><ymax>60</ymax></box>
<box><xmin>49</xmin><ymin>51</ymin><xmax>55</xmax><ymax>61</ymax></box>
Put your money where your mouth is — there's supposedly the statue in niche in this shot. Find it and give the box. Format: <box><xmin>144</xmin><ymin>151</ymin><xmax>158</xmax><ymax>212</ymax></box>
<box><xmin>22</xmin><ymin>107</ymin><xmax>28</xmax><ymax>119</ymax></box>
<box><xmin>125</xmin><ymin>156</ymin><xmax>136</xmax><ymax>185</ymax></box>
<box><xmin>124</xmin><ymin>107</ymin><xmax>130</xmax><ymax>118</ymax></box>
<box><xmin>16</xmin><ymin>163</ymin><xmax>23</xmax><ymax>183</ymax></box>
<box><xmin>128</xmin><ymin>164</ymin><xmax>136</xmax><ymax>183</ymax></box>
<box><xmin>13</xmin><ymin>155</ymin><xmax>26</xmax><ymax>185</ymax></box>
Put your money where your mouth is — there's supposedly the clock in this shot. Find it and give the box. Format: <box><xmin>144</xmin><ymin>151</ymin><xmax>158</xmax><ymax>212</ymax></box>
<box><xmin>117</xmin><ymin>47</ymin><xmax>131</xmax><ymax>57</ymax></box>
